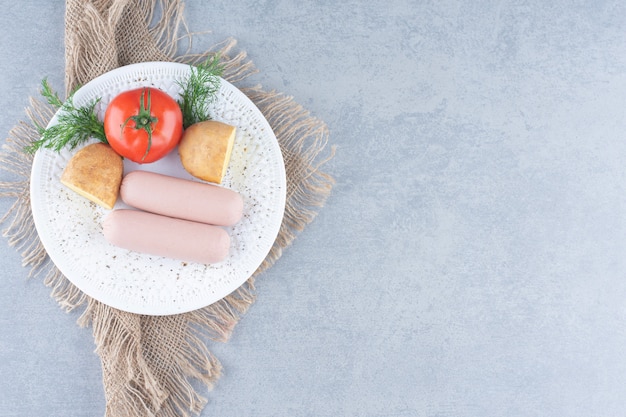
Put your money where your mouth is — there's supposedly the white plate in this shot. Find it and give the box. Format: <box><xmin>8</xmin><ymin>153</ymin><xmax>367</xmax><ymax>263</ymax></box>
<box><xmin>30</xmin><ymin>62</ymin><xmax>286</xmax><ymax>315</ymax></box>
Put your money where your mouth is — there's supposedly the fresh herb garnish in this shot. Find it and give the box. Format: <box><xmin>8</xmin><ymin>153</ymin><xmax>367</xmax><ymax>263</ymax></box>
<box><xmin>26</xmin><ymin>56</ymin><xmax>224</xmax><ymax>155</ymax></box>
<box><xmin>25</xmin><ymin>79</ymin><xmax>107</xmax><ymax>154</ymax></box>
<box><xmin>176</xmin><ymin>54</ymin><xmax>224</xmax><ymax>129</ymax></box>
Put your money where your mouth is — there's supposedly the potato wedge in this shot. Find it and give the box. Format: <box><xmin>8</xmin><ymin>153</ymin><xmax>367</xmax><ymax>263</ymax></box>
<box><xmin>178</xmin><ymin>120</ymin><xmax>236</xmax><ymax>184</ymax></box>
<box><xmin>60</xmin><ymin>143</ymin><xmax>123</xmax><ymax>210</ymax></box>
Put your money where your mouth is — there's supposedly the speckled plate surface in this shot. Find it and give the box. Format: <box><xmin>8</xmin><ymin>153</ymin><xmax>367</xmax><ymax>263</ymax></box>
<box><xmin>30</xmin><ymin>62</ymin><xmax>286</xmax><ymax>315</ymax></box>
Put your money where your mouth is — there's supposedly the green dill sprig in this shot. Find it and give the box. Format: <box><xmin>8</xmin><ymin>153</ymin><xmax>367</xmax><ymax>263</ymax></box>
<box><xmin>25</xmin><ymin>79</ymin><xmax>106</xmax><ymax>154</ymax></box>
<box><xmin>177</xmin><ymin>54</ymin><xmax>224</xmax><ymax>129</ymax></box>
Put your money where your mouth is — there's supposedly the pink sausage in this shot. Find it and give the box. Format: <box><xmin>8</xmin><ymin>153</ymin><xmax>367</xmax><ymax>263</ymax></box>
<box><xmin>103</xmin><ymin>209</ymin><xmax>230</xmax><ymax>264</ymax></box>
<box><xmin>120</xmin><ymin>171</ymin><xmax>243</xmax><ymax>226</ymax></box>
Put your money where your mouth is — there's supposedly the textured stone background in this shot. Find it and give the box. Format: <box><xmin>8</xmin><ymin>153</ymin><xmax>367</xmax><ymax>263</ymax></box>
<box><xmin>2</xmin><ymin>1</ymin><xmax>626</xmax><ymax>416</ymax></box>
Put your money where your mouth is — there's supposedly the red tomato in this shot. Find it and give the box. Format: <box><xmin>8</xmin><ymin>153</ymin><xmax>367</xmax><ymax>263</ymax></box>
<box><xmin>104</xmin><ymin>87</ymin><xmax>183</xmax><ymax>163</ymax></box>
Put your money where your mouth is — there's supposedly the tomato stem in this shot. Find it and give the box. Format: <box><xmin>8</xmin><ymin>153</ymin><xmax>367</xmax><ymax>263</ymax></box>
<box><xmin>121</xmin><ymin>88</ymin><xmax>158</xmax><ymax>161</ymax></box>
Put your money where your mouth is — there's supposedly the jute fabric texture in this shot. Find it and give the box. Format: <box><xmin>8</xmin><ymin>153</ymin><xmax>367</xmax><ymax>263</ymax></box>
<box><xmin>0</xmin><ymin>1</ymin><xmax>334</xmax><ymax>416</ymax></box>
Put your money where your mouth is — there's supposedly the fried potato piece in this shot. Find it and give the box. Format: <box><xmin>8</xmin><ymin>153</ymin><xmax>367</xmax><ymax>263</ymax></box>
<box><xmin>60</xmin><ymin>143</ymin><xmax>123</xmax><ymax>210</ymax></box>
<box><xmin>178</xmin><ymin>120</ymin><xmax>236</xmax><ymax>184</ymax></box>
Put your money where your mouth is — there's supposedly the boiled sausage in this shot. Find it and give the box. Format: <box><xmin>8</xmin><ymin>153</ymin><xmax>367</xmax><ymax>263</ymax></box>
<box><xmin>120</xmin><ymin>171</ymin><xmax>243</xmax><ymax>226</ymax></box>
<box><xmin>103</xmin><ymin>209</ymin><xmax>230</xmax><ymax>264</ymax></box>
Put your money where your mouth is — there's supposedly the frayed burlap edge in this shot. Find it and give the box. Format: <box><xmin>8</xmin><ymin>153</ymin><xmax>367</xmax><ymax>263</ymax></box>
<box><xmin>0</xmin><ymin>1</ymin><xmax>335</xmax><ymax>416</ymax></box>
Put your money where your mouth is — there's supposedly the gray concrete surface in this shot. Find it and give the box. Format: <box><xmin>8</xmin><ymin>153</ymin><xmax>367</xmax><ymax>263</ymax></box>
<box><xmin>2</xmin><ymin>1</ymin><xmax>626</xmax><ymax>416</ymax></box>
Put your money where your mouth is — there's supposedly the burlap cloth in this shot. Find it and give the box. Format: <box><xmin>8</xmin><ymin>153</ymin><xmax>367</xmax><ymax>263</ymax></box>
<box><xmin>0</xmin><ymin>1</ymin><xmax>334</xmax><ymax>416</ymax></box>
